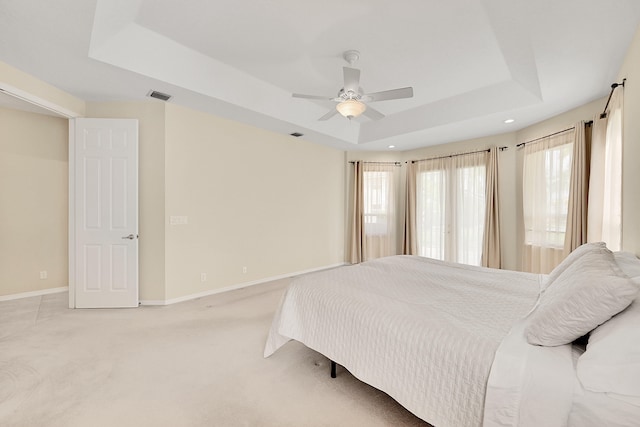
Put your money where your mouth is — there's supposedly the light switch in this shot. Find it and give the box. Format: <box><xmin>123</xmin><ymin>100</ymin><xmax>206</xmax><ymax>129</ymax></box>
<box><xmin>170</xmin><ymin>216</ymin><xmax>188</xmax><ymax>225</ymax></box>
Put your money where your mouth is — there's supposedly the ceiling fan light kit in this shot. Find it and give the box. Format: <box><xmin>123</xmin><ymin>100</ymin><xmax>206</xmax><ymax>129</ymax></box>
<box><xmin>336</xmin><ymin>98</ymin><xmax>366</xmax><ymax>119</ymax></box>
<box><xmin>292</xmin><ymin>50</ymin><xmax>414</xmax><ymax>122</ymax></box>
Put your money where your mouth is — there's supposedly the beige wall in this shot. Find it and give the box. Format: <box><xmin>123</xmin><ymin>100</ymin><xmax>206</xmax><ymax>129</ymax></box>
<box><xmin>85</xmin><ymin>101</ymin><xmax>167</xmax><ymax>301</ymax></box>
<box><xmin>618</xmin><ymin>24</ymin><xmax>640</xmax><ymax>256</ymax></box>
<box><xmin>3</xmin><ymin>98</ymin><xmax>346</xmax><ymax>302</ymax></box>
<box><xmin>5</xmin><ymin>21</ymin><xmax>640</xmax><ymax>300</ymax></box>
<box><xmin>86</xmin><ymin>101</ymin><xmax>346</xmax><ymax>302</ymax></box>
<box><xmin>0</xmin><ymin>107</ymin><xmax>68</xmax><ymax>296</ymax></box>
<box><xmin>164</xmin><ymin>103</ymin><xmax>345</xmax><ymax>300</ymax></box>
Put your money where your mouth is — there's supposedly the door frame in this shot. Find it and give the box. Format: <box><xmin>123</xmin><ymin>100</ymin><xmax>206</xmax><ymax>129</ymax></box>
<box><xmin>69</xmin><ymin>120</ymin><xmax>77</xmax><ymax>308</ymax></box>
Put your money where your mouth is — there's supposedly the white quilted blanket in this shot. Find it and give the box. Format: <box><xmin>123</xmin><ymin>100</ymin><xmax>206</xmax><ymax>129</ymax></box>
<box><xmin>264</xmin><ymin>255</ymin><xmax>542</xmax><ymax>427</ymax></box>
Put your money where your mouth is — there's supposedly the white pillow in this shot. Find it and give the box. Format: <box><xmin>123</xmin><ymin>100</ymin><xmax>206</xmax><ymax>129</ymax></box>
<box><xmin>543</xmin><ymin>242</ymin><xmax>607</xmax><ymax>290</ymax></box>
<box><xmin>614</xmin><ymin>251</ymin><xmax>640</xmax><ymax>279</ymax></box>
<box><xmin>577</xmin><ymin>286</ymin><xmax>640</xmax><ymax>396</ymax></box>
<box><xmin>525</xmin><ymin>248</ymin><xmax>638</xmax><ymax>346</ymax></box>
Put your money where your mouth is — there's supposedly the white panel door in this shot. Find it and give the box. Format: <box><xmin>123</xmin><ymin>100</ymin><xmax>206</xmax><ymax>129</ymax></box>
<box><xmin>73</xmin><ymin>118</ymin><xmax>138</xmax><ymax>308</ymax></box>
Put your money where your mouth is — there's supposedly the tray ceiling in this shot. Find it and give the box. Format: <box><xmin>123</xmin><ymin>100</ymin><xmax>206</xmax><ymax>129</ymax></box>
<box><xmin>1</xmin><ymin>0</ymin><xmax>639</xmax><ymax>150</ymax></box>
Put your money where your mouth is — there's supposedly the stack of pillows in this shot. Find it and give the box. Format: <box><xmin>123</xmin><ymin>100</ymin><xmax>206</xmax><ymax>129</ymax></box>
<box><xmin>525</xmin><ymin>242</ymin><xmax>640</xmax><ymax>399</ymax></box>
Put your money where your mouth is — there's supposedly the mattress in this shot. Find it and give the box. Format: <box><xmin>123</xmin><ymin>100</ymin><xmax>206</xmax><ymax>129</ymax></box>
<box><xmin>264</xmin><ymin>255</ymin><xmax>542</xmax><ymax>427</ymax></box>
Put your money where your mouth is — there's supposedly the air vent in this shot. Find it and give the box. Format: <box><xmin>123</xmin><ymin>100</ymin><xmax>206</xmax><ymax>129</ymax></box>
<box><xmin>290</xmin><ymin>132</ymin><xmax>304</xmax><ymax>138</ymax></box>
<box><xmin>147</xmin><ymin>90</ymin><xmax>172</xmax><ymax>102</ymax></box>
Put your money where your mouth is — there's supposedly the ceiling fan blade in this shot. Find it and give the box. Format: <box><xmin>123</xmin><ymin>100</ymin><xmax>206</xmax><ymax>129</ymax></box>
<box><xmin>319</xmin><ymin>109</ymin><xmax>339</xmax><ymax>121</ymax></box>
<box><xmin>362</xmin><ymin>105</ymin><xmax>385</xmax><ymax>121</ymax></box>
<box><xmin>292</xmin><ymin>93</ymin><xmax>335</xmax><ymax>101</ymax></box>
<box><xmin>343</xmin><ymin>67</ymin><xmax>361</xmax><ymax>92</ymax></box>
<box><xmin>362</xmin><ymin>87</ymin><xmax>413</xmax><ymax>102</ymax></box>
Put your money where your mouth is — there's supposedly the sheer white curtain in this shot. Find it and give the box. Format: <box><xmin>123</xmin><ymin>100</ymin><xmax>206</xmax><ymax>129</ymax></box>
<box><xmin>415</xmin><ymin>151</ymin><xmax>487</xmax><ymax>265</ymax></box>
<box><xmin>349</xmin><ymin>161</ymin><xmax>398</xmax><ymax>263</ymax></box>
<box><xmin>522</xmin><ymin>130</ymin><xmax>574</xmax><ymax>273</ymax></box>
<box><xmin>362</xmin><ymin>163</ymin><xmax>398</xmax><ymax>260</ymax></box>
<box><xmin>416</xmin><ymin>158</ymin><xmax>447</xmax><ymax>260</ymax></box>
<box><xmin>588</xmin><ymin>89</ymin><xmax>623</xmax><ymax>250</ymax></box>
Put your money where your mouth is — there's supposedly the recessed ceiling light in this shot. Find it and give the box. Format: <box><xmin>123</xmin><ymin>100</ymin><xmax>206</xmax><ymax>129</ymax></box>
<box><xmin>504</xmin><ymin>118</ymin><xmax>515</xmax><ymax>124</ymax></box>
<box><xmin>388</xmin><ymin>145</ymin><xmax>395</xmax><ymax>149</ymax></box>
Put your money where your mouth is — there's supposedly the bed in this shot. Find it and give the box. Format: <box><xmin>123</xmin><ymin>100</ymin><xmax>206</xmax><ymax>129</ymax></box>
<box><xmin>264</xmin><ymin>248</ymin><xmax>640</xmax><ymax>427</ymax></box>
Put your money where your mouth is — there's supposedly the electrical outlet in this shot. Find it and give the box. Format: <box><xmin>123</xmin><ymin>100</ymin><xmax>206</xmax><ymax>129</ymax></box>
<box><xmin>242</xmin><ymin>266</ymin><xmax>247</xmax><ymax>274</ymax></box>
<box><xmin>39</xmin><ymin>271</ymin><xmax>47</xmax><ymax>279</ymax></box>
<box><xmin>200</xmin><ymin>273</ymin><xmax>207</xmax><ymax>282</ymax></box>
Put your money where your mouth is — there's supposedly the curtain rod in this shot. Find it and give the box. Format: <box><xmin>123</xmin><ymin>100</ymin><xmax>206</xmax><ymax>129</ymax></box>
<box><xmin>348</xmin><ymin>161</ymin><xmax>402</xmax><ymax>166</ymax></box>
<box><xmin>409</xmin><ymin>146</ymin><xmax>508</xmax><ymax>163</ymax></box>
<box><xmin>600</xmin><ymin>78</ymin><xmax>626</xmax><ymax>119</ymax></box>
<box><xmin>515</xmin><ymin>120</ymin><xmax>594</xmax><ymax>149</ymax></box>
<box><xmin>516</xmin><ymin>127</ymin><xmax>574</xmax><ymax>148</ymax></box>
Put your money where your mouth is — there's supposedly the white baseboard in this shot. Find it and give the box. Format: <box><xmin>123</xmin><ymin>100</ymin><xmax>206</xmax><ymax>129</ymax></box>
<box><xmin>0</xmin><ymin>264</ymin><xmax>347</xmax><ymax>306</ymax></box>
<box><xmin>0</xmin><ymin>286</ymin><xmax>69</xmax><ymax>302</ymax></box>
<box><xmin>139</xmin><ymin>262</ymin><xmax>347</xmax><ymax>306</ymax></box>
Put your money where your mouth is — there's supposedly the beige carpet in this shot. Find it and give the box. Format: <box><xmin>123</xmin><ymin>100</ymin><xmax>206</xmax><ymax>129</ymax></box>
<box><xmin>0</xmin><ymin>279</ymin><xmax>429</xmax><ymax>427</ymax></box>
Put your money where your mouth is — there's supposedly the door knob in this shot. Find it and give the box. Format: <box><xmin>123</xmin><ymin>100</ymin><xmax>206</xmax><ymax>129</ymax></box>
<box><xmin>122</xmin><ymin>234</ymin><xmax>136</xmax><ymax>240</ymax></box>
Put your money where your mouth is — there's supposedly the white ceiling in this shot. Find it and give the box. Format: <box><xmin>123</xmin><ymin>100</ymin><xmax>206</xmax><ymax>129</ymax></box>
<box><xmin>1</xmin><ymin>0</ymin><xmax>639</xmax><ymax>151</ymax></box>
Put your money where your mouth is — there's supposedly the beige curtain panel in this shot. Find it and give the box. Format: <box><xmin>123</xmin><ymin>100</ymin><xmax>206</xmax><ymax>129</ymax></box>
<box><xmin>564</xmin><ymin>121</ymin><xmax>591</xmax><ymax>254</ymax></box>
<box><xmin>349</xmin><ymin>161</ymin><xmax>365</xmax><ymax>263</ymax></box>
<box><xmin>481</xmin><ymin>147</ymin><xmax>501</xmax><ymax>269</ymax></box>
<box><xmin>403</xmin><ymin>162</ymin><xmax>418</xmax><ymax>255</ymax></box>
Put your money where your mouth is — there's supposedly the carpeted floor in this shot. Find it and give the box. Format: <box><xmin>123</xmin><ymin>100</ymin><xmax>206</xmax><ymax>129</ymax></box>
<box><xmin>0</xmin><ymin>279</ymin><xmax>430</xmax><ymax>427</ymax></box>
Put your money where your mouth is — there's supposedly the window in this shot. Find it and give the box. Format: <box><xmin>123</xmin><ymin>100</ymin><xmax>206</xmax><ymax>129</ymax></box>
<box><xmin>356</xmin><ymin>162</ymin><xmax>397</xmax><ymax>261</ymax></box>
<box><xmin>455</xmin><ymin>164</ymin><xmax>487</xmax><ymax>264</ymax></box>
<box><xmin>523</xmin><ymin>141</ymin><xmax>573</xmax><ymax>248</ymax></box>
<box><xmin>416</xmin><ymin>169</ymin><xmax>445</xmax><ymax>260</ymax></box>
<box><xmin>415</xmin><ymin>152</ymin><xmax>487</xmax><ymax>266</ymax></box>
<box><xmin>522</xmin><ymin>129</ymin><xmax>574</xmax><ymax>273</ymax></box>
<box><xmin>363</xmin><ymin>170</ymin><xmax>392</xmax><ymax>236</ymax></box>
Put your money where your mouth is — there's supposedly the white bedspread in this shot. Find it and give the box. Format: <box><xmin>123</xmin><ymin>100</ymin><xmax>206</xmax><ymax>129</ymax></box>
<box><xmin>264</xmin><ymin>255</ymin><xmax>542</xmax><ymax>427</ymax></box>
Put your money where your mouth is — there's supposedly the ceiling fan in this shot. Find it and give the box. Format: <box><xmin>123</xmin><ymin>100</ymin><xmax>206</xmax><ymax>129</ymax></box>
<box><xmin>292</xmin><ymin>50</ymin><xmax>414</xmax><ymax>121</ymax></box>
